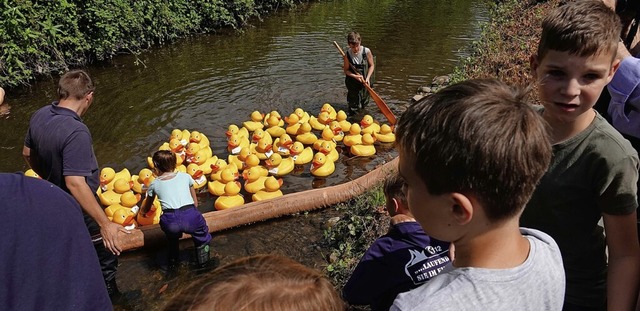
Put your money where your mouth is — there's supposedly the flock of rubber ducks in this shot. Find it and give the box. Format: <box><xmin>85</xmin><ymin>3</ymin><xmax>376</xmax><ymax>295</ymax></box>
<box><xmin>23</xmin><ymin>103</ymin><xmax>395</xmax><ymax>228</ymax></box>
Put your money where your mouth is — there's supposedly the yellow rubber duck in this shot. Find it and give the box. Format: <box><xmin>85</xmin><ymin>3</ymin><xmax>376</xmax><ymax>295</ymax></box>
<box><xmin>343</xmin><ymin>123</ymin><xmax>363</xmax><ymax>147</ymax></box>
<box><xmin>263</xmin><ymin>110</ymin><xmax>284</xmax><ymax>127</ymax></box>
<box><xmin>265</xmin><ymin>114</ymin><xmax>286</xmax><ymax>138</ymax></box>
<box><xmin>226</xmin><ymin>124</ymin><xmax>249</xmax><ymax>140</ymax></box>
<box><xmin>310</xmin><ymin>152</ymin><xmax>335</xmax><ymax>177</ymax></box>
<box><xmin>265</xmin><ymin>153</ymin><xmax>294</xmax><ymax>176</ymax></box>
<box><xmin>350</xmin><ymin>133</ymin><xmax>377</xmax><ymax>157</ymax></box>
<box><xmin>132</xmin><ymin>168</ymin><xmax>154</xmax><ymax>194</ymax></box>
<box><xmin>251</xmin><ymin>128</ymin><xmax>272</xmax><ymax>145</ymax></box>
<box><xmin>273</xmin><ymin>133</ymin><xmax>293</xmax><ymax>156</ymax></box>
<box><xmin>228</xmin><ymin>133</ymin><xmax>250</xmax><ymax>155</ymax></box>
<box><xmin>228</xmin><ymin>147</ymin><xmax>250</xmax><ymax>171</ymax></box>
<box><xmin>214</xmin><ymin>181</ymin><xmax>245</xmax><ymax>210</ymax></box>
<box><xmin>170</xmin><ymin>129</ymin><xmax>183</xmax><ymax>143</ymax></box>
<box><xmin>244</xmin><ymin>154</ymin><xmax>269</xmax><ymax>177</ymax></box>
<box><xmin>24</xmin><ymin>169</ymin><xmax>40</xmax><ymax>178</ymax></box>
<box><xmin>317</xmin><ymin>111</ymin><xmax>333</xmax><ymax>126</ymax></box>
<box><xmin>187</xmin><ymin>163</ymin><xmax>207</xmax><ymax>190</ymax></box>
<box><xmin>190</xmin><ymin>130</ymin><xmax>210</xmax><ymax>149</ymax></box>
<box><xmin>374</xmin><ymin>124</ymin><xmax>396</xmax><ymax>143</ymax></box>
<box><xmin>360</xmin><ymin>114</ymin><xmax>381</xmax><ymax>135</ymax></box>
<box><xmin>309</xmin><ymin>114</ymin><xmax>327</xmax><ymax>131</ymax></box>
<box><xmin>294</xmin><ymin>107</ymin><xmax>311</xmax><ymax>124</ymax></box>
<box><xmin>181</xmin><ymin>129</ymin><xmax>191</xmax><ymax>146</ymax></box>
<box><xmin>252</xmin><ymin>176</ymin><xmax>284</xmax><ymax>202</ymax></box>
<box><xmin>285</xmin><ymin>113</ymin><xmax>301</xmax><ymax>136</ymax></box>
<box><xmin>113</xmin><ymin>178</ymin><xmax>133</xmax><ymax>194</ymax></box>
<box><xmin>254</xmin><ymin>136</ymin><xmax>274</xmax><ymax>160</ymax></box>
<box><xmin>320</xmin><ymin>103</ymin><xmax>338</xmax><ymax>120</ymax></box>
<box><xmin>176</xmin><ymin>164</ymin><xmax>187</xmax><ymax>173</ymax></box>
<box><xmin>243</xmin><ymin>111</ymin><xmax>265</xmax><ymax>132</ymax></box>
<box><xmin>329</xmin><ymin>121</ymin><xmax>344</xmax><ymax>142</ymax></box>
<box><xmin>98</xmin><ymin>188</ymin><xmax>121</xmax><ymax>207</ymax></box>
<box><xmin>208</xmin><ymin>166</ymin><xmax>238</xmax><ymax>197</ymax></box>
<box><xmin>313</xmin><ymin>126</ymin><xmax>337</xmax><ymax>151</ymax></box>
<box><xmin>137</xmin><ymin>197</ymin><xmax>161</xmax><ymax>226</ymax></box>
<box><xmin>191</xmin><ymin>150</ymin><xmax>217</xmax><ymax>175</ymax></box>
<box><xmin>209</xmin><ymin>158</ymin><xmax>228</xmax><ymax>182</ymax></box>
<box><xmin>99</xmin><ymin>167</ymin><xmax>131</xmax><ymax>192</ymax></box>
<box><xmin>289</xmin><ymin>141</ymin><xmax>314</xmax><ymax>165</ymax></box>
<box><xmin>336</xmin><ymin>110</ymin><xmax>352</xmax><ymax>133</ymax></box>
<box><xmin>112</xmin><ymin>207</ymin><xmax>137</xmax><ymax>230</ymax></box>
<box><xmin>243</xmin><ymin>166</ymin><xmax>268</xmax><ymax>194</ymax></box>
<box><xmin>319</xmin><ymin>140</ymin><xmax>340</xmax><ymax>163</ymax></box>
<box><xmin>295</xmin><ymin>122</ymin><xmax>318</xmax><ymax>145</ymax></box>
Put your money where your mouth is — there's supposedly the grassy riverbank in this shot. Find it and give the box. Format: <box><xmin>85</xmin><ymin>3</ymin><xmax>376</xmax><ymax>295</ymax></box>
<box><xmin>322</xmin><ymin>0</ymin><xmax>556</xmax><ymax>304</ymax></box>
<box><xmin>0</xmin><ymin>0</ymin><xmax>311</xmax><ymax>88</ymax></box>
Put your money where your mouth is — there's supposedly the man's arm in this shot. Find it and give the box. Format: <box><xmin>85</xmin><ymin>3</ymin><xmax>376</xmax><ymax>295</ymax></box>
<box><xmin>603</xmin><ymin>211</ymin><xmax>640</xmax><ymax>310</ymax></box>
<box><xmin>65</xmin><ymin>175</ymin><xmax>129</xmax><ymax>255</ymax></box>
<box><xmin>366</xmin><ymin>49</ymin><xmax>375</xmax><ymax>85</ymax></box>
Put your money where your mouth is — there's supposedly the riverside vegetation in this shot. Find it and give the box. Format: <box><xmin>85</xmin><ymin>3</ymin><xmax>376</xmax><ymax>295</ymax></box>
<box><xmin>0</xmin><ymin>0</ymin><xmax>310</xmax><ymax>88</ymax></box>
<box><xmin>322</xmin><ymin>0</ymin><xmax>556</xmax><ymax>305</ymax></box>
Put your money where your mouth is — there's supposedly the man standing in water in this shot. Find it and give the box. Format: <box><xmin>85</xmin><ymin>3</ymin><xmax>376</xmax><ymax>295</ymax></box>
<box><xmin>343</xmin><ymin>31</ymin><xmax>375</xmax><ymax>115</ymax></box>
<box><xmin>22</xmin><ymin>70</ymin><xmax>129</xmax><ymax>299</ymax></box>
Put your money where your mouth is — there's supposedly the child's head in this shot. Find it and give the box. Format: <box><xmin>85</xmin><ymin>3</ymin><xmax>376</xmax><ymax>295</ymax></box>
<box><xmin>536</xmin><ymin>0</ymin><xmax>621</xmax><ymax>63</ymax></box>
<box><xmin>162</xmin><ymin>254</ymin><xmax>345</xmax><ymax>311</ymax></box>
<box><xmin>383</xmin><ymin>170</ymin><xmax>409</xmax><ymax>217</ymax></box>
<box><xmin>152</xmin><ymin>150</ymin><xmax>176</xmax><ymax>175</ymax></box>
<box><xmin>58</xmin><ymin>70</ymin><xmax>95</xmax><ymax>101</ymax></box>
<box><xmin>347</xmin><ymin>31</ymin><xmax>361</xmax><ymax>46</ymax></box>
<box><xmin>395</xmin><ymin>79</ymin><xmax>551</xmax><ymax>241</ymax></box>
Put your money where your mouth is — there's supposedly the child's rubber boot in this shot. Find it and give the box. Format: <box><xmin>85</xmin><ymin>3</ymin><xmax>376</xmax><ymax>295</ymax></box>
<box><xmin>195</xmin><ymin>244</ymin><xmax>210</xmax><ymax>268</ymax></box>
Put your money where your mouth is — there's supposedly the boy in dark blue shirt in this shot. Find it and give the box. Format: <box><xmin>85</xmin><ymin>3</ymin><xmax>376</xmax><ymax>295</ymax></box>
<box><xmin>343</xmin><ymin>171</ymin><xmax>451</xmax><ymax>311</ymax></box>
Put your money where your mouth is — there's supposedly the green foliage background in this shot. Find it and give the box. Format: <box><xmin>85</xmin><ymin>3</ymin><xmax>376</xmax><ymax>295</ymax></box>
<box><xmin>0</xmin><ymin>0</ymin><xmax>308</xmax><ymax>87</ymax></box>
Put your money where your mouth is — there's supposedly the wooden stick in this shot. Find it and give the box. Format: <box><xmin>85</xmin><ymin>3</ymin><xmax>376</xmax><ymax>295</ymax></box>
<box><xmin>333</xmin><ymin>41</ymin><xmax>397</xmax><ymax>125</ymax></box>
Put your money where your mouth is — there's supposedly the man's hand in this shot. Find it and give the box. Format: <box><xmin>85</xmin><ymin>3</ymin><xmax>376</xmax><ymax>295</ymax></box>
<box><xmin>100</xmin><ymin>222</ymin><xmax>130</xmax><ymax>255</ymax></box>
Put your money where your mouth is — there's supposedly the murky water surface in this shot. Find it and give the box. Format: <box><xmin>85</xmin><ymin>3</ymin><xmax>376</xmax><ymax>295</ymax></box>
<box><xmin>0</xmin><ymin>0</ymin><xmax>487</xmax><ymax>309</ymax></box>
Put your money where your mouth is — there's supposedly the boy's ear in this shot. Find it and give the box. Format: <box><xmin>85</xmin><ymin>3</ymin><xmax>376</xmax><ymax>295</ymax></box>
<box><xmin>606</xmin><ymin>58</ymin><xmax>621</xmax><ymax>84</ymax></box>
<box><xmin>390</xmin><ymin>197</ymin><xmax>401</xmax><ymax>214</ymax></box>
<box><xmin>530</xmin><ymin>54</ymin><xmax>540</xmax><ymax>78</ymax></box>
<box><xmin>449</xmin><ymin>192</ymin><xmax>473</xmax><ymax>225</ymax></box>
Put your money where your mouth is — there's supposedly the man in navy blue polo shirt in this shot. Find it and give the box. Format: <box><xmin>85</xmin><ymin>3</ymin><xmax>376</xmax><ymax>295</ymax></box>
<box><xmin>22</xmin><ymin>70</ymin><xmax>129</xmax><ymax>298</ymax></box>
<box><xmin>0</xmin><ymin>173</ymin><xmax>111</xmax><ymax>310</ymax></box>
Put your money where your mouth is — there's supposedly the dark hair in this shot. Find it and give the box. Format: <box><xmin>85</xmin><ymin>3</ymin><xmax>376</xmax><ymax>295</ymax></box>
<box><xmin>537</xmin><ymin>0</ymin><xmax>621</xmax><ymax>61</ymax></box>
<box><xmin>162</xmin><ymin>254</ymin><xmax>345</xmax><ymax>311</ymax></box>
<box><xmin>347</xmin><ymin>31</ymin><xmax>361</xmax><ymax>45</ymax></box>
<box><xmin>395</xmin><ymin>79</ymin><xmax>551</xmax><ymax>222</ymax></box>
<box><xmin>57</xmin><ymin>70</ymin><xmax>95</xmax><ymax>100</ymax></box>
<box><xmin>152</xmin><ymin>150</ymin><xmax>176</xmax><ymax>174</ymax></box>
<box><xmin>383</xmin><ymin>170</ymin><xmax>407</xmax><ymax>205</ymax></box>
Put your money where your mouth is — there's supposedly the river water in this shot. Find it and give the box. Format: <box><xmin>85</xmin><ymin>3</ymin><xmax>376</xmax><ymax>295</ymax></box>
<box><xmin>0</xmin><ymin>0</ymin><xmax>487</xmax><ymax>309</ymax></box>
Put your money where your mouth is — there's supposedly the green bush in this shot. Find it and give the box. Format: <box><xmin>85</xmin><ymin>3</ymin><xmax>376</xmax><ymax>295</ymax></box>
<box><xmin>0</xmin><ymin>0</ymin><xmax>308</xmax><ymax>87</ymax></box>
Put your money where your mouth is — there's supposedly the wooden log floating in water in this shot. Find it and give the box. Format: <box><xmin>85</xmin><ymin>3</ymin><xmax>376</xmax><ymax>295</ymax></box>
<box><xmin>118</xmin><ymin>157</ymin><xmax>398</xmax><ymax>251</ymax></box>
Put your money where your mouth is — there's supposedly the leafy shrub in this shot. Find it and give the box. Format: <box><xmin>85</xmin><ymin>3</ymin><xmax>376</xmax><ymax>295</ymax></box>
<box><xmin>0</xmin><ymin>0</ymin><xmax>309</xmax><ymax>87</ymax></box>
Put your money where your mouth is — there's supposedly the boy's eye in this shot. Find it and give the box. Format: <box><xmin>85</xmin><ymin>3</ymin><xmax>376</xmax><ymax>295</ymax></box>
<box><xmin>547</xmin><ymin>70</ymin><xmax>564</xmax><ymax>77</ymax></box>
<box><xmin>583</xmin><ymin>73</ymin><xmax>601</xmax><ymax>81</ymax></box>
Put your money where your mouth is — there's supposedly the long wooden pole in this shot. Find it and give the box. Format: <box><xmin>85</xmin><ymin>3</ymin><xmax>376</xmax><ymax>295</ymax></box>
<box><xmin>333</xmin><ymin>41</ymin><xmax>397</xmax><ymax>125</ymax></box>
<box><xmin>117</xmin><ymin>158</ymin><xmax>398</xmax><ymax>251</ymax></box>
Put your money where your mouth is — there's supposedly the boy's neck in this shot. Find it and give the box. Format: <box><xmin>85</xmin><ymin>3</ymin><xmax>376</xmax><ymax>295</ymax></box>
<box><xmin>452</xmin><ymin>219</ymin><xmax>529</xmax><ymax>269</ymax></box>
<box><xmin>543</xmin><ymin>108</ymin><xmax>596</xmax><ymax>144</ymax></box>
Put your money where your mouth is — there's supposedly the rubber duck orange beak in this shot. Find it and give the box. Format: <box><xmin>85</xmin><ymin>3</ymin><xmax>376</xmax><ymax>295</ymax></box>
<box><xmin>265</xmin><ymin>144</ymin><xmax>272</xmax><ymax>151</ymax></box>
<box><xmin>193</xmin><ymin>170</ymin><xmax>204</xmax><ymax>179</ymax></box>
<box><xmin>123</xmin><ymin>215</ymin><xmax>135</xmax><ymax>226</ymax></box>
<box><xmin>265</xmin><ymin>159</ymin><xmax>273</xmax><ymax>167</ymax></box>
<box><xmin>320</xmin><ymin>148</ymin><xmax>330</xmax><ymax>155</ymax></box>
<box><xmin>277</xmin><ymin>178</ymin><xmax>284</xmax><ymax>186</ymax></box>
<box><xmin>283</xmin><ymin>140</ymin><xmax>293</xmax><ymax>147</ymax></box>
<box><xmin>360</xmin><ymin>120</ymin><xmax>369</xmax><ymax>126</ymax></box>
<box><xmin>242</xmin><ymin>171</ymin><xmax>249</xmax><ymax>180</ymax></box>
<box><xmin>225</xmin><ymin>131</ymin><xmax>233</xmax><ymax>138</ymax></box>
<box><xmin>211</xmin><ymin>164</ymin><xmax>220</xmax><ymax>171</ymax></box>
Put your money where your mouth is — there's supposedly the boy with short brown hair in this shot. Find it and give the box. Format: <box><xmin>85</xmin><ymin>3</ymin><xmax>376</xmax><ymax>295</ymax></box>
<box><xmin>391</xmin><ymin>78</ymin><xmax>564</xmax><ymax>310</ymax></box>
<box><xmin>522</xmin><ymin>1</ymin><xmax>640</xmax><ymax>309</ymax></box>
